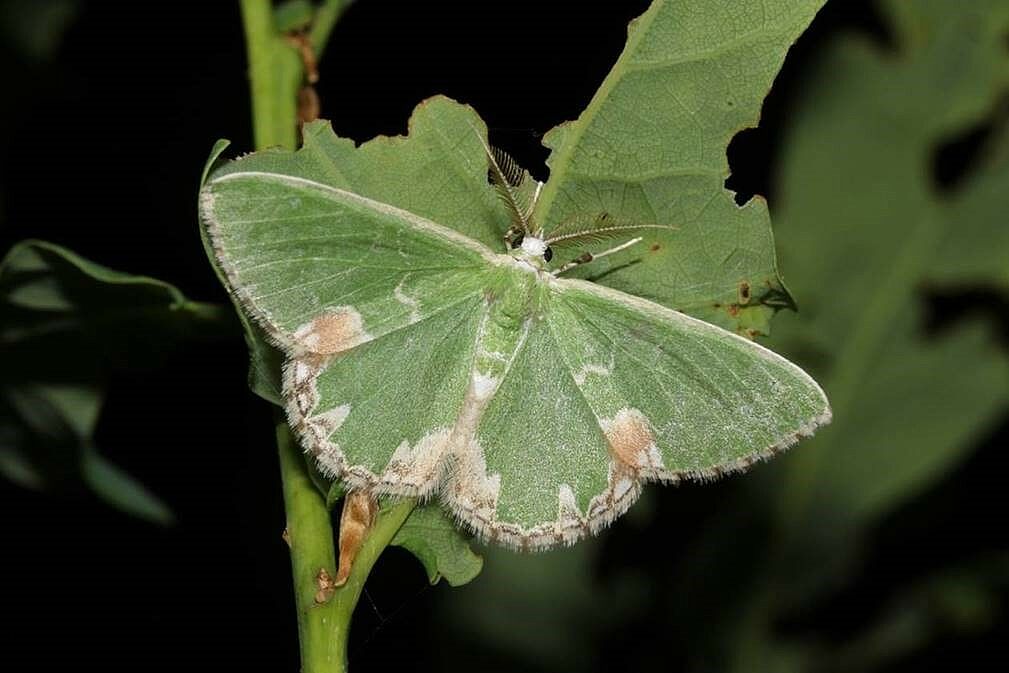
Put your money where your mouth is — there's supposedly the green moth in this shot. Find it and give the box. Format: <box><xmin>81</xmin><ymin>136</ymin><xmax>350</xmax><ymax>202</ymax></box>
<box><xmin>199</xmin><ymin>116</ymin><xmax>830</xmax><ymax>551</ymax></box>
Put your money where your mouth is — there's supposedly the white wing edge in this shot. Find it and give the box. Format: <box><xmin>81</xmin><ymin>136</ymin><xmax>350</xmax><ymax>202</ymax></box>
<box><xmin>207</xmin><ymin>171</ymin><xmax>500</xmax><ymax>261</ymax></box>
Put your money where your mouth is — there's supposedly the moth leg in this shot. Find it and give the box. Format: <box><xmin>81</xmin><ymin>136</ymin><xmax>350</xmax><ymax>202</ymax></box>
<box><xmin>551</xmin><ymin>237</ymin><xmax>643</xmax><ymax>276</ymax></box>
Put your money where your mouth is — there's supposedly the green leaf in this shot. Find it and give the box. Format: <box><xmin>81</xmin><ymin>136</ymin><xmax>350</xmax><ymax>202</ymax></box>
<box><xmin>272</xmin><ymin>0</ymin><xmax>314</xmax><ymax>32</ymax></box>
<box><xmin>768</xmin><ymin>0</ymin><xmax>1009</xmax><ymax>533</ymax></box>
<box><xmin>929</xmin><ymin>123</ymin><xmax>1009</xmax><ymax>290</ymax></box>
<box><xmin>325</xmin><ymin>478</ymin><xmax>346</xmax><ymax>509</ymax></box>
<box><xmin>534</xmin><ymin>0</ymin><xmax>826</xmax><ymax>335</ymax></box>
<box><xmin>81</xmin><ymin>448</ymin><xmax>174</xmax><ymax>525</ymax></box>
<box><xmin>390</xmin><ymin>503</ymin><xmax>483</xmax><ymax>586</ymax></box>
<box><xmin>710</xmin><ymin>0</ymin><xmax>1009</xmax><ymax>666</ymax></box>
<box><xmin>0</xmin><ymin>239</ymin><xmax>231</xmax><ymax>521</ymax></box>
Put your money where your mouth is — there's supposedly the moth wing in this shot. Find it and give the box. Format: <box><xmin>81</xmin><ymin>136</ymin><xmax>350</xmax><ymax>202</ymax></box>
<box><xmin>444</xmin><ymin>277</ymin><xmax>830</xmax><ymax>551</ymax></box>
<box><xmin>289</xmin><ymin>293</ymin><xmax>488</xmax><ymax>492</ymax></box>
<box><xmin>199</xmin><ymin>170</ymin><xmax>496</xmax><ymax>352</ymax></box>
<box><xmin>443</xmin><ymin>317</ymin><xmax>627</xmax><ymax>550</ymax></box>
<box><xmin>550</xmin><ymin>279</ymin><xmax>831</xmax><ymax>483</ymax></box>
<box><xmin>200</xmin><ymin>169</ymin><xmax>501</xmax><ymax>491</ymax></box>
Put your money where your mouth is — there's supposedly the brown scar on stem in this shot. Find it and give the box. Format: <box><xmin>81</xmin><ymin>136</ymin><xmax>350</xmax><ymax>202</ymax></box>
<box><xmin>314</xmin><ymin>567</ymin><xmax>337</xmax><ymax>605</ymax></box>
<box><xmin>282</xmin><ymin>528</ymin><xmax>292</xmax><ymax>548</ymax></box>
<box><xmin>284</xmin><ymin>31</ymin><xmax>319</xmax><ymax>83</ymax></box>
<box><xmin>649</xmin><ymin>243</ymin><xmax>661</xmax><ymax>252</ymax></box>
<box><xmin>298</xmin><ymin>85</ymin><xmax>320</xmax><ymax>125</ymax></box>
<box><xmin>604</xmin><ymin>410</ymin><xmax>656</xmax><ymax>469</ymax></box>
<box><xmin>334</xmin><ymin>491</ymin><xmax>377</xmax><ymax>586</ymax></box>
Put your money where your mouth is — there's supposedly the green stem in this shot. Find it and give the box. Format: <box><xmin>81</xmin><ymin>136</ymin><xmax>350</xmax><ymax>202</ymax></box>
<box><xmin>329</xmin><ymin>498</ymin><xmax>417</xmax><ymax>659</ymax></box>
<box><xmin>241</xmin><ymin>5</ymin><xmax>414</xmax><ymax>669</ymax></box>
<box><xmin>310</xmin><ymin>0</ymin><xmax>351</xmax><ymax>60</ymax></box>
<box><xmin>277</xmin><ymin>419</ymin><xmax>416</xmax><ymax>672</ymax></box>
<box><xmin>240</xmin><ymin>0</ymin><xmax>302</xmax><ymax>150</ymax></box>
<box><xmin>276</xmin><ymin>419</ymin><xmax>344</xmax><ymax>670</ymax></box>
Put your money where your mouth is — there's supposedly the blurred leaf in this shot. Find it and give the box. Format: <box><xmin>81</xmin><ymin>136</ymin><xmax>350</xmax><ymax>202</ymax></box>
<box><xmin>768</xmin><ymin>0</ymin><xmax>1009</xmax><ymax>539</ymax></box>
<box><xmin>81</xmin><ymin>448</ymin><xmax>174</xmax><ymax>525</ymax></box>
<box><xmin>390</xmin><ymin>503</ymin><xmax>483</xmax><ymax>587</ymax></box>
<box><xmin>929</xmin><ymin>119</ymin><xmax>1009</xmax><ymax>290</ymax></box>
<box><xmin>534</xmin><ymin>0</ymin><xmax>826</xmax><ymax>334</ymax></box>
<box><xmin>273</xmin><ymin>0</ymin><xmax>314</xmax><ymax>32</ymax></box>
<box><xmin>0</xmin><ymin>239</ymin><xmax>232</xmax><ymax>521</ymax></box>
<box><xmin>438</xmin><ymin>540</ymin><xmax>650</xmax><ymax>672</ymax></box>
<box><xmin>701</xmin><ymin>0</ymin><xmax>1009</xmax><ymax>668</ymax></box>
<box><xmin>0</xmin><ymin>0</ymin><xmax>79</xmax><ymax>62</ymax></box>
<box><xmin>441</xmin><ymin>544</ymin><xmax>599</xmax><ymax>672</ymax></box>
<box><xmin>809</xmin><ymin>553</ymin><xmax>1009</xmax><ymax>673</ymax></box>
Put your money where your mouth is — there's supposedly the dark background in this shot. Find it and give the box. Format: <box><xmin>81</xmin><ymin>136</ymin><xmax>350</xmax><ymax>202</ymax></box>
<box><xmin>1</xmin><ymin>1</ymin><xmax>1005</xmax><ymax>671</ymax></box>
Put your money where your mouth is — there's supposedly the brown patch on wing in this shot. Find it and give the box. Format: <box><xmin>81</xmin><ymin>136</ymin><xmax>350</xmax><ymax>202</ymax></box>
<box><xmin>604</xmin><ymin>409</ymin><xmax>656</xmax><ymax>469</ymax></box>
<box><xmin>334</xmin><ymin>491</ymin><xmax>377</xmax><ymax>586</ymax></box>
<box><xmin>296</xmin><ymin>307</ymin><xmax>369</xmax><ymax>355</ymax></box>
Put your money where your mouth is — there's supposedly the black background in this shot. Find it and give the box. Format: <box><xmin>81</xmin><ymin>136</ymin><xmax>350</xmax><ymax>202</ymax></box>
<box><xmin>1</xmin><ymin>1</ymin><xmax>1006</xmax><ymax>671</ymax></box>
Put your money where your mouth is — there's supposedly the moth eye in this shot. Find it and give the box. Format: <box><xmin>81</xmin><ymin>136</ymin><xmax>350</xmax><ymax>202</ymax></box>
<box><xmin>543</xmin><ymin>246</ymin><xmax>553</xmax><ymax>262</ymax></box>
<box><xmin>510</xmin><ymin>234</ymin><xmax>525</xmax><ymax>249</ymax></box>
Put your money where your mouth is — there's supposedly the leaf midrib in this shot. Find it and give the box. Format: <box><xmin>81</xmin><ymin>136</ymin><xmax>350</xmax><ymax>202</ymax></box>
<box><xmin>533</xmin><ymin>0</ymin><xmax>662</xmax><ymax>227</ymax></box>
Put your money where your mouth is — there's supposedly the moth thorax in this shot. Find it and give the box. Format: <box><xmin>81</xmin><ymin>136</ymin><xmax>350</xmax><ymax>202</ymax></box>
<box><xmin>520</xmin><ymin>236</ymin><xmax>548</xmax><ymax>258</ymax></box>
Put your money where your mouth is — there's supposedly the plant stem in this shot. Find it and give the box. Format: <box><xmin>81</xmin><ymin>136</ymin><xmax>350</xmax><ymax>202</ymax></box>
<box><xmin>310</xmin><ymin>0</ymin><xmax>351</xmax><ymax>60</ymax></box>
<box><xmin>240</xmin><ymin>0</ymin><xmax>302</xmax><ymax>150</ymax></box>
<box><xmin>276</xmin><ymin>418</ymin><xmax>344</xmax><ymax>671</ymax></box>
<box><xmin>277</xmin><ymin>419</ymin><xmax>416</xmax><ymax>672</ymax></box>
<box><xmin>329</xmin><ymin>498</ymin><xmax>417</xmax><ymax>660</ymax></box>
<box><xmin>241</xmin><ymin>4</ymin><xmax>414</xmax><ymax>669</ymax></box>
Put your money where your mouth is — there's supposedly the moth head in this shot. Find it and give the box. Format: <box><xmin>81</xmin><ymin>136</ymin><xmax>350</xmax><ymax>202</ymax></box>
<box><xmin>510</xmin><ymin>233</ymin><xmax>554</xmax><ymax>265</ymax></box>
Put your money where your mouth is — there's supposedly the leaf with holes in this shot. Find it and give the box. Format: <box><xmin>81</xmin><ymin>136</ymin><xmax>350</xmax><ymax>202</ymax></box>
<box><xmin>199</xmin><ymin>95</ymin><xmax>829</xmax><ymax>549</ymax></box>
<box><xmin>532</xmin><ymin>0</ymin><xmax>827</xmax><ymax>335</ymax></box>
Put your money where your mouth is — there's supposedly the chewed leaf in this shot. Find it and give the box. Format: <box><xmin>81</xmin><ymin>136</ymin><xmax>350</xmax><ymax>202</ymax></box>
<box><xmin>533</xmin><ymin>0</ymin><xmax>826</xmax><ymax>334</ymax></box>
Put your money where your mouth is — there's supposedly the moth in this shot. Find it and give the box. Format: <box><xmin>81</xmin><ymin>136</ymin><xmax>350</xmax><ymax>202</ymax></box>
<box><xmin>199</xmin><ymin>124</ymin><xmax>831</xmax><ymax>551</ymax></box>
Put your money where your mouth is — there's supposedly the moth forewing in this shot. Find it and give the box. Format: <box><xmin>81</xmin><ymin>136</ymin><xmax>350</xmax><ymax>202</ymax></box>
<box><xmin>200</xmin><ymin>170</ymin><xmax>499</xmax><ymax>351</ymax></box>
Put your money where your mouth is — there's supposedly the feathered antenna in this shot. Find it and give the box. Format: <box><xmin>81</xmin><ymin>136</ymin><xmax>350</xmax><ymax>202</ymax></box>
<box><xmin>470</xmin><ymin>124</ymin><xmax>543</xmax><ymax>245</ymax></box>
<box><xmin>545</xmin><ymin>212</ymin><xmax>676</xmax><ymax>248</ymax></box>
